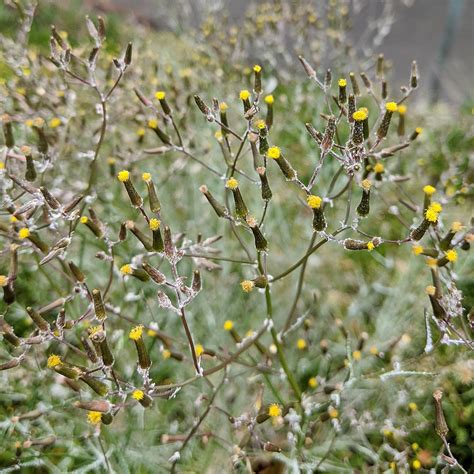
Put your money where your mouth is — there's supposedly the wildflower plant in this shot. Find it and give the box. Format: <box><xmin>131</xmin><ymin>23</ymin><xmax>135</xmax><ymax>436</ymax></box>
<box><xmin>0</xmin><ymin>2</ymin><xmax>472</xmax><ymax>472</ymax></box>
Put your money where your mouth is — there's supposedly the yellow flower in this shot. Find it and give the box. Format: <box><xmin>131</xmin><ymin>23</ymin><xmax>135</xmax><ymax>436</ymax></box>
<box><xmin>373</xmin><ymin>163</ymin><xmax>384</xmax><ymax>174</ymax></box>
<box><xmin>195</xmin><ymin>344</ymin><xmax>204</xmax><ymax>357</ymax></box>
<box><xmin>155</xmin><ymin>91</ymin><xmax>166</xmax><ymax>100</ymax></box>
<box><xmin>445</xmin><ymin>249</ymin><xmax>457</xmax><ymax>262</ymax></box>
<box><xmin>425</xmin><ymin>285</ymin><xmax>436</xmax><ymax>296</ymax></box>
<box><xmin>18</xmin><ymin>228</ymin><xmax>30</xmax><ymax>239</ymax></box>
<box><xmin>296</xmin><ymin>338</ymin><xmax>307</xmax><ymax>350</ymax></box>
<box><xmin>408</xmin><ymin>402</ymin><xmax>418</xmax><ymax>412</ymax></box>
<box><xmin>412</xmin><ymin>245</ymin><xmax>423</xmax><ymax>256</ymax></box>
<box><xmin>223</xmin><ymin>320</ymin><xmax>234</xmax><ymax>331</ymax></box>
<box><xmin>132</xmin><ymin>389</ymin><xmax>144</xmax><ymax>400</ymax></box>
<box><xmin>129</xmin><ymin>325</ymin><xmax>143</xmax><ymax>341</ymax></box>
<box><xmin>33</xmin><ymin>117</ymin><xmax>44</xmax><ymax>128</ymax></box>
<box><xmin>0</xmin><ymin>162</ymin><xmax>4</xmax><ymax>170</ymax></box>
<box><xmin>423</xmin><ymin>185</ymin><xmax>436</xmax><ymax>196</ymax></box>
<box><xmin>411</xmin><ymin>442</ymin><xmax>419</xmax><ymax>450</ymax></box>
<box><xmin>308</xmin><ymin>377</ymin><xmax>318</xmax><ymax>388</ymax></box>
<box><xmin>398</xmin><ymin>105</ymin><xmax>407</xmax><ymax>115</ymax></box>
<box><xmin>25</xmin><ymin>119</ymin><xmax>34</xmax><ymax>127</ymax></box>
<box><xmin>120</xmin><ymin>264</ymin><xmax>132</xmax><ymax>275</ymax></box>
<box><xmin>214</xmin><ymin>130</ymin><xmax>223</xmax><ymax>141</ymax></box>
<box><xmin>137</xmin><ymin>128</ymin><xmax>145</xmax><ymax>137</ymax></box>
<box><xmin>107</xmin><ymin>157</ymin><xmax>116</xmax><ymax>165</ymax></box>
<box><xmin>412</xmin><ymin>459</ymin><xmax>421</xmax><ymax>470</ymax></box>
<box><xmin>225</xmin><ymin>177</ymin><xmax>239</xmax><ymax>190</ymax></box>
<box><xmin>426</xmin><ymin>257</ymin><xmax>438</xmax><ymax>268</ymax></box>
<box><xmin>255</xmin><ymin>119</ymin><xmax>266</xmax><ymax>129</ymax></box>
<box><xmin>148</xmin><ymin>119</ymin><xmax>158</xmax><ymax>129</ymax></box>
<box><xmin>87</xmin><ymin>411</ymin><xmax>102</xmax><ymax>425</ymax></box>
<box><xmin>264</xmin><ymin>94</ymin><xmax>274</xmax><ymax>104</ymax></box>
<box><xmin>268</xmin><ymin>403</ymin><xmax>281</xmax><ymax>417</ymax></box>
<box><xmin>219</xmin><ymin>102</ymin><xmax>228</xmax><ymax>112</ymax></box>
<box><xmin>240</xmin><ymin>280</ymin><xmax>254</xmax><ymax>293</ymax></box>
<box><xmin>424</xmin><ymin>208</ymin><xmax>438</xmax><ymax>223</ymax></box>
<box><xmin>352</xmin><ymin>350</ymin><xmax>362</xmax><ymax>361</ymax></box>
<box><xmin>328</xmin><ymin>407</ymin><xmax>338</xmax><ymax>418</ymax></box>
<box><xmin>47</xmin><ymin>354</ymin><xmax>62</xmax><ymax>368</ymax></box>
<box><xmin>267</xmin><ymin>146</ymin><xmax>281</xmax><ymax>159</ymax></box>
<box><xmin>0</xmin><ymin>275</ymin><xmax>8</xmax><ymax>287</ymax></box>
<box><xmin>451</xmin><ymin>221</ymin><xmax>463</xmax><ymax>232</ymax></box>
<box><xmin>80</xmin><ymin>216</ymin><xmax>89</xmax><ymax>224</ymax></box>
<box><xmin>149</xmin><ymin>218</ymin><xmax>161</xmax><ymax>231</ymax></box>
<box><xmin>253</xmin><ymin>65</ymin><xmax>262</xmax><ymax>73</ymax></box>
<box><xmin>162</xmin><ymin>349</ymin><xmax>171</xmax><ymax>359</ymax></box>
<box><xmin>415</xmin><ymin>127</ymin><xmax>423</xmax><ymax>134</ymax></box>
<box><xmin>429</xmin><ymin>202</ymin><xmax>442</xmax><ymax>213</ymax></box>
<box><xmin>49</xmin><ymin>117</ymin><xmax>61</xmax><ymax>128</ymax></box>
<box><xmin>9</xmin><ymin>215</ymin><xmax>18</xmax><ymax>223</ymax></box>
<box><xmin>307</xmin><ymin>195</ymin><xmax>322</xmax><ymax>209</ymax></box>
<box><xmin>369</xmin><ymin>346</ymin><xmax>378</xmax><ymax>355</ymax></box>
<box><xmin>338</xmin><ymin>78</ymin><xmax>347</xmax><ymax>87</ymax></box>
<box><xmin>367</xmin><ymin>241</ymin><xmax>375</xmax><ymax>251</ymax></box>
<box><xmin>361</xmin><ymin>179</ymin><xmax>372</xmax><ymax>191</ymax></box>
<box><xmin>142</xmin><ymin>172</ymin><xmax>152</xmax><ymax>182</ymax></box>
<box><xmin>239</xmin><ymin>89</ymin><xmax>251</xmax><ymax>100</ymax></box>
<box><xmin>385</xmin><ymin>101</ymin><xmax>398</xmax><ymax>112</ymax></box>
<box><xmin>352</xmin><ymin>109</ymin><xmax>367</xmax><ymax>121</ymax></box>
<box><xmin>117</xmin><ymin>170</ymin><xmax>130</xmax><ymax>182</ymax></box>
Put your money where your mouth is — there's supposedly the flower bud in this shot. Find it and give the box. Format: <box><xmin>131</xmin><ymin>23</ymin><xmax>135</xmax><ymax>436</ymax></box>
<box><xmin>199</xmin><ymin>185</ymin><xmax>228</xmax><ymax>218</ymax></box>
<box><xmin>92</xmin><ymin>289</ymin><xmax>107</xmax><ymax>321</ymax></box>
<box><xmin>256</xmin><ymin>167</ymin><xmax>272</xmax><ymax>201</ymax></box>
<box><xmin>246</xmin><ymin>216</ymin><xmax>268</xmax><ymax>252</ymax></box>
<box><xmin>226</xmin><ymin>178</ymin><xmax>248</xmax><ymax>219</ymax></box>
<box><xmin>117</xmin><ymin>170</ymin><xmax>143</xmax><ymax>208</ymax></box>
<box><xmin>26</xmin><ymin>306</ymin><xmax>49</xmax><ymax>332</ymax></box>
<box><xmin>129</xmin><ymin>325</ymin><xmax>151</xmax><ymax>370</ymax></box>
<box><xmin>356</xmin><ymin>179</ymin><xmax>371</xmax><ymax>216</ymax></box>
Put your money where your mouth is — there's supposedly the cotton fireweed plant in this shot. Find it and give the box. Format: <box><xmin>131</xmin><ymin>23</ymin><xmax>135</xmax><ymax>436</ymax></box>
<box><xmin>0</xmin><ymin>12</ymin><xmax>472</xmax><ymax>473</ymax></box>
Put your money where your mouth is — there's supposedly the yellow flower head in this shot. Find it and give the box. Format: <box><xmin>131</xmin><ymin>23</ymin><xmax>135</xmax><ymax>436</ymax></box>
<box><xmin>129</xmin><ymin>325</ymin><xmax>144</xmax><ymax>341</ymax></box>
<box><xmin>328</xmin><ymin>407</ymin><xmax>339</xmax><ymax>418</ymax></box>
<box><xmin>132</xmin><ymin>389</ymin><xmax>144</xmax><ymax>400</ymax></box>
<box><xmin>412</xmin><ymin>245</ymin><xmax>423</xmax><ymax>256</ymax></box>
<box><xmin>408</xmin><ymin>402</ymin><xmax>418</xmax><ymax>412</ymax></box>
<box><xmin>264</xmin><ymin>94</ymin><xmax>274</xmax><ymax>105</ymax></box>
<box><xmin>223</xmin><ymin>320</ymin><xmax>234</xmax><ymax>331</ymax></box>
<box><xmin>49</xmin><ymin>117</ymin><xmax>61</xmax><ymax>128</ymax></box>
<box><xmin>107</xmin><ymin>157</ymin><xmax>116</xmax><ymax>165</ymax></box>
<box><xmin>426</xmin><ymin>257</ymin><xmax>438</xmax><ymax>268</ymax></box>
<box><xmin>155</xmin><ymin>91</ymin><xmax>166</xmax><ymax>100</ymax></box>
<box><xmin>352</xmin><ymin>350</ymin><xmax>362</xmax><ymax>360</ymax></box>
<box><xmin>451</xmin><ymin>221</ymin><xmax>463</xmax><ymax>232</ymax></box>
<box><xmin>33</xmin><ymin>117</ymin><xmax>44</xmax><ymax>128</ymax></box>
<box><xmin>137</xmin><ymin>128</ymin><xmax>145</xmax><ymax>137</ymax></box>
<box><xmin>47</xmin><ymin>354</ymin><xmax>62</xmax><ymax>368</ymax></box>
<box><xmin>361</xmin><ymin>179</ymin><xmax>372</xmax><ymax>191</ymax></box>
<box><xmin>148</xmin><ymin>119</ymin><xmax>158</xmax><ymax>129</ymax></box>
<box><xmin>267</xmin><ymin>146</ymin><xmax>281</xmax><ymax>159</ymax></box>
<box><xmin>80</xmin><ymin>216</ymin><xmax>89</xmax><ymax>224</ymax></box>
<box><xmin>338</xmin><ymin>78</ymin><xmax>347</xmax><ymax>87</ymax></box>
<box><xmin>195</xmin><ymin>344</ymin><xmax>204</xmax><ymax>357</ymax></box>
<box><xmin>117</xmin><ymin>170</ymin><xmax>130</xmax><ymax>182</ymax></box>
<box><xmin>255</xmin><ymin>119</ymin><xmax>266</xmax><ymax>130</ymax></box>
<box><xmin>18</xmin><ymin>228</ymin><xmax>30</xmax><ymax>239</ymax></box>
<box><xmin>219</xmin><ymin>102</ymin><xmax>228</xmax><ymax>112</ymax></box>
<box><xmin>120</xmin><ymin>264</ymin><xmax>133</xmax><ymax>275</ymax></box>
<box><xmin>385</xmin><ymin>102</ymin><xmax>398</xmax><ymax>112</ymax></box>
<box><xmin>415</xmin><ymin>127</ymin><xmax>423</xmax><ymax>134</ymax></box>
<box><xmin>425</xmin><ymin>285</ymin><xmax>436</xmax><ymax>296</ymax></box>
<box><xmin>239</xmin><ymin>89</ymin><xmax>251</xmax><ymax>101</ymax></box>
<box><xmin>268</xmin><ymin>403</ymin><xmax>281</xmax><ymax>417</ymax></box>
<box><xmin>307</xmin><ymin>195</ymin><xmax>322</xmax><ymax>209</ymax></box>
<box><xmin>240</xmin><ymin>280</ymin><xmax>255</xmax><ymax>293</ymax></box>
<box><xmin>369</xmin><ymin>346</ymin><xmax>378</xmax><ymax>355</ymax></box>
<box><xmin>423</xmin><ymin>185</ymin><xmax>436</xmax><ymax>196</ymax></box>
<box><xmin>0</xmin><ymin>275</ymin><xmax>8</xmax><ymax>287</ymax></box>
<box><xmin>424</xmin><ymin>208</ymin><xmax>438</xmax><ymax>223</ymax></box>
<box><xmin>398</xmin><ymin>105</ymin><xmax>407</xmax><ymax>115</ymax></box>
<box><xmin>162</xmin><ymin>349</ymin><xmax>171</xmax><ymax>359</ymax></box>
<box><xmin>9</xmin><ymin>215</ymin><xmax>18</xmax><ymax>223</ymax></box>
<box><xmin>88</xmin><ymin>325</ymin><xmax>103</xmax><ymax>338</ymax></box>
<box><xmin>412</xmin><ymin>460</ymin><xmax>421</xmax><ymax>470</ymax></box>
<box><xmin>87</xmin><ymin>411</ymin><xmax>102</xmax><ymax>425</ymax></box>
<box><xmin>373</xmin><ymin>163</ymin><xmax>385</xmax><ymax>174</ymax></box>
<box><xmin>308</xmin><ymin>377</ymin><xmax>318</xmax><ymax>388</ymax></box>
<box><xmin>367</xmin><ymin>241</ymin><xmax>375</xmax><ymax>251</ymax></box>
<box><xmin>352</xmin><ymin>109</ymin><xmax>367</xmax><ymax>121</ymax></box>
<box><xmin>445</xmin><ymin>249</ymin><xmax>457</xmax><ymax>262</ymax></box>
<box><xmin>149</xmin><ymin>218</ymin><xmax>161</xmax><ymax>231</ymax></box>
<box><xmin>142</xmin><ymin>172</ymin><xmax>152</xmax><ymax>182</ymax></box>
<box><xmin>253</xmin><ymin>64</ymin><xmax>262</xmax><ymax>73</ymax></box>
<box><xmin>296</xmin><ymin>338</ymin><xmax>307</xmax><ymax>350</ymax></box>
<box><xmin>226</xmin><ymin>177</ymin><xmax>239</xmax><ymax>190</ymax></box>
<box><xmin>429</xmin><ymin>202</ymin><xmax>442</xmax><ymax>213</ymax></box>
